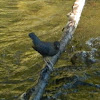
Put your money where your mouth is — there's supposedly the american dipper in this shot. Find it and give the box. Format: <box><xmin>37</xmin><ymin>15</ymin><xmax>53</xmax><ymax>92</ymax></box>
<box><xmin>29</xmin><ymin>32</ymin><xmax>60</xmax><ymax>71</ymax></box>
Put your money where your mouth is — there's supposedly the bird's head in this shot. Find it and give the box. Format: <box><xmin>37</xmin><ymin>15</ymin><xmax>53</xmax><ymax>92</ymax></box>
<box><xmin>54</xmin><ymin>41</ymin><xmax>60</xmax><ymax>50</ymax></box>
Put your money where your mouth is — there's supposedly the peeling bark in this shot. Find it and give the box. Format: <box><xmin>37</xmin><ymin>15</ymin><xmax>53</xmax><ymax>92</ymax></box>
<box><xmin>19</xmin><ymin>0</ymin><xmax>86</xmax><ymax>100</ymax></box>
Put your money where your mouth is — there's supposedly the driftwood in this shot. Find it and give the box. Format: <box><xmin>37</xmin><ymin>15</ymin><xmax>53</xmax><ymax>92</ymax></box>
<box><xmin>19</xmin><ymin>0</ymin><xmax>86</xmax><ymax>100</ymax></box>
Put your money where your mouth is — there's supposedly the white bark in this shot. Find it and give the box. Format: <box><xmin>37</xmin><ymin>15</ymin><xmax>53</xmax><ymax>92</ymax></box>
<box><xmin>19</xmin><ymin>0</ymin><xmax>86</xmax><ymax>100</ymax></box>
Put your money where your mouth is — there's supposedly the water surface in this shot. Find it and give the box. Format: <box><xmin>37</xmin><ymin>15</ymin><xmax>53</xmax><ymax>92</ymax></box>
<box><xmin>0</xmin><ymin>0</ymin><xmax>100</xmax><ymax>100</ymax></box>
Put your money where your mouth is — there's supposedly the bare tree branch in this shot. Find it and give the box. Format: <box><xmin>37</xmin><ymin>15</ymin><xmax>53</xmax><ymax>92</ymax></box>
<box><xmin>19</xmin><ymin>0</ymin><xmax>86</xmax><ymax>100</ymax></box>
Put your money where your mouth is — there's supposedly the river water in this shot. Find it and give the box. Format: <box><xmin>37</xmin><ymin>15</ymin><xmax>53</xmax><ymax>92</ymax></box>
<box><xmin>0</xmin><ymin>0</ymin><xmax>100</xmax><ymax>100</ymax></box>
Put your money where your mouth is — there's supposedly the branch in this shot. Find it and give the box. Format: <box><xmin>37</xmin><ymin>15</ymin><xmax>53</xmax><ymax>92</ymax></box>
<box><xmin>19</xmin><ymin>0</ymin><xmax>86</xmax><ymax>100</ymax></box>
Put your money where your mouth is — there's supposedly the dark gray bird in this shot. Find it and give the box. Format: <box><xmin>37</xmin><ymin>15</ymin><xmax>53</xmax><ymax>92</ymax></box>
<box><xmin>29</xmin><ymin>32</ymin><xmax>60</xmax><ymax>71</ymax></box>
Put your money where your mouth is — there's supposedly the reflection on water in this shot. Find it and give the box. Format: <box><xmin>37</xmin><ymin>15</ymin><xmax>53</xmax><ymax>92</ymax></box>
<box><xmin>0</xmin><ymin>0</ymin><xmax>100</xmax><ymax>99</ymax></box>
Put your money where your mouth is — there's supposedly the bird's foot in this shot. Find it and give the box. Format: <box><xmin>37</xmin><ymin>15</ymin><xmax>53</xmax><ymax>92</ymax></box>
<box><xmin>47</xmin><ymin>61</ymin><xmax>54</xmax><ymax>71</ymax></box>
<box><xmin>48</xmin><ymin>61</ymin><xmax>53</xmax><ymax>66</ymax></box>
<box><xmin>44</xmin><ymin>58</ymin><xmax>54</xmax><ymax>71</ymax></box>
<box><xmin>47</xmin><ymin>64</ymin><xmax>53</xmax><ymax>71</ymax></box>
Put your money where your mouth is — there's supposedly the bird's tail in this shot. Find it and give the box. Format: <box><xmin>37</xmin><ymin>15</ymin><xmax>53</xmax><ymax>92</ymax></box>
<box><xmin>29</xmin><ymin>32</ymin><xmax>37</xmax><ymax>40</ymax></box>
<box><xmin>29</xmin><ymin>32</ymin><xmax>40</xmax><ymax>44</ymax></box>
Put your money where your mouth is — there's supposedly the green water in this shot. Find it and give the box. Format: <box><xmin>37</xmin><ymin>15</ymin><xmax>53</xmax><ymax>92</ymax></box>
<box><xmin>0</xmin><ymin>0</ymin><xmax>100</xmax><ymax>100</ymax></box>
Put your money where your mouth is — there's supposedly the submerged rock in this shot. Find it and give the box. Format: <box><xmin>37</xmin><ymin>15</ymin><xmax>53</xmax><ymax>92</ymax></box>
<box><xmin>70</xmin><ymin>50</ymin><xmax>98</xmax><ymax>66</ymax></box>
<box><xmin>86</xmin><ymin>37</ymin><xmax>100</xmax><ymax>50</ymax></box>
<box><xmin>70</xmin><ymin>37</ymin><xmax>100</xmax><ymax>66</ymax></box>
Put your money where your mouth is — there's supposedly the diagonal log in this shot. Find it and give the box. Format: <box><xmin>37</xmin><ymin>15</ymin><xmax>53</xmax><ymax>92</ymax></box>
<box><xmin>19</xmin><ymin>0</ymin><xmax>86</xmax><ymax>100</ymax></box>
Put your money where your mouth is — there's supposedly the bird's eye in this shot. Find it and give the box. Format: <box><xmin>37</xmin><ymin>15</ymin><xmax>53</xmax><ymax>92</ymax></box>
<box><xmin>54</xmin><ymin>42</ymin><xmax>60</xmax><ymax>49</ymax></box>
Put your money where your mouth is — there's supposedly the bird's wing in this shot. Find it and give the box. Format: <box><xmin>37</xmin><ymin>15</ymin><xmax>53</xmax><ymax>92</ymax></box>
<box><xmin>33</xmin><ymin>42</ymin><xmax>50</xmax><ymax>56</ymax></box>
<box><xmin>39</xmin><ymin>42</ymin><xmax>50</xmax><ymax>55</ymax></box>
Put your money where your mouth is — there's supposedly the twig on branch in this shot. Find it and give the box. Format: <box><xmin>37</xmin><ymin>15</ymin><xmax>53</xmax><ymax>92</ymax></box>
<box><xmin>19</xmin><ymin>0</ymin><xmax>86</xmax><ymax>100</ymax></box>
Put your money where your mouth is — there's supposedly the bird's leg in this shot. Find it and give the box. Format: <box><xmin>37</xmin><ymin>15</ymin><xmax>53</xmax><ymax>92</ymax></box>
<box><xmin>47</xmin><ymin>57</ymin><xmax>53</xmax><ymax>67</ymax></box>
<box><xmin>43</xmin><ymin>57</ymin><xmax>53</xmax><ymax>71</ymax></box>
